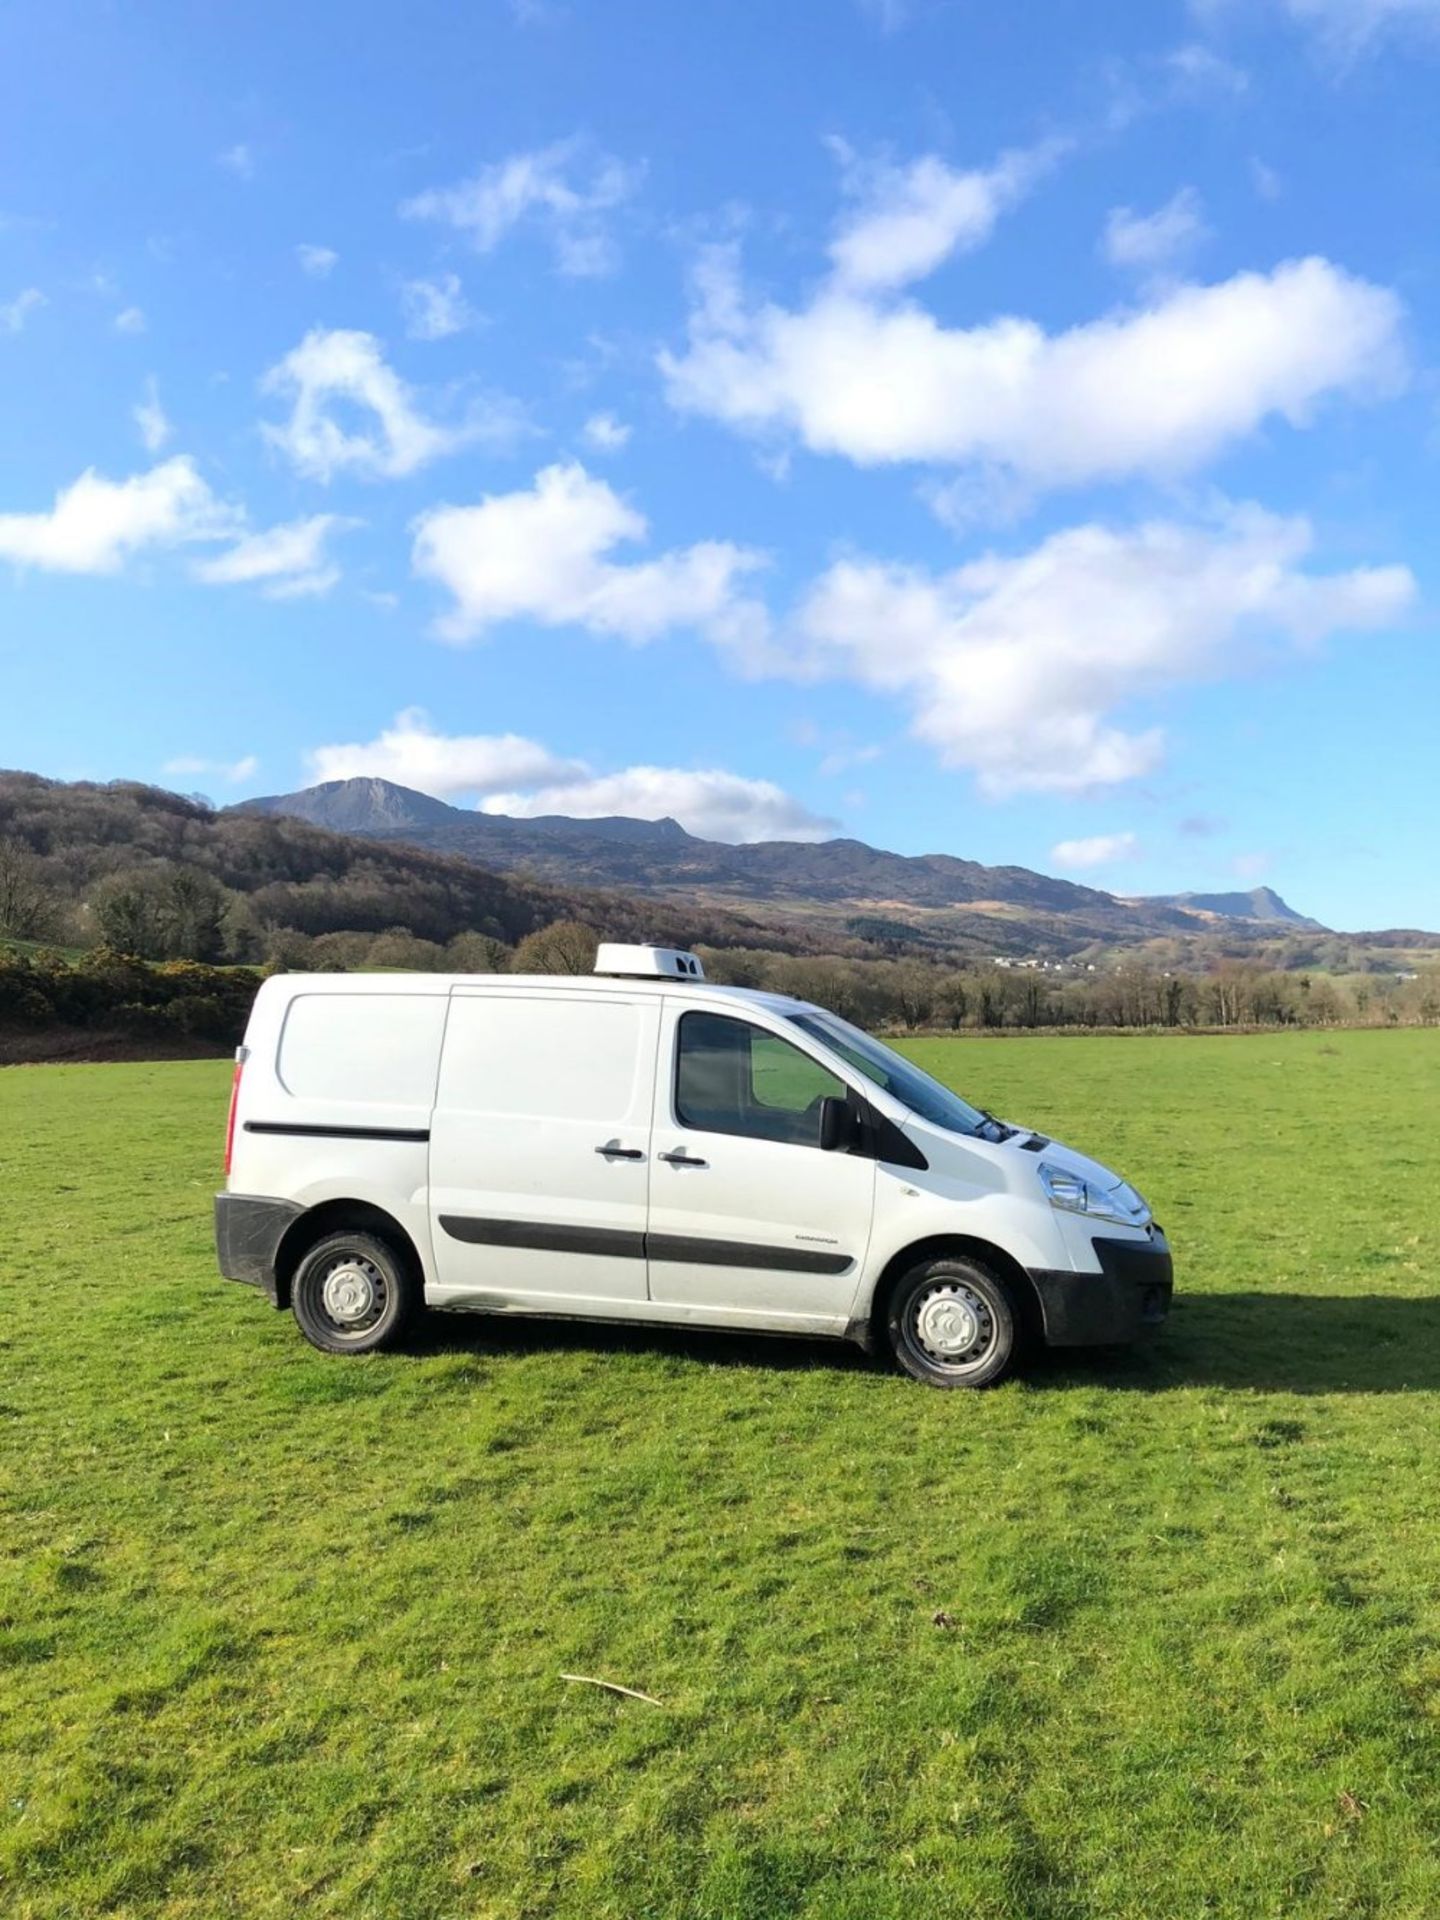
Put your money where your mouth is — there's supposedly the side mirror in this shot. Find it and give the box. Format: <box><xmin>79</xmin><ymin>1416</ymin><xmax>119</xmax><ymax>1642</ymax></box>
<box><xmin>819</xmin><ymin>1095</ymin><xmax>858</xmax><ymax>1153</ymax></box>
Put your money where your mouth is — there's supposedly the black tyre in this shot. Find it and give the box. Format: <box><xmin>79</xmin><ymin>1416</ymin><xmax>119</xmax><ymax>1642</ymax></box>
<box><xmin>290</xmin><ymin>1229</ymin><xmax>416</xmax><ymax>1355</ymax></box>
<box><xmin>886</xmin><ymin>1255</ymin><xmax>1019</xmax><ymax>1388</ymax></box>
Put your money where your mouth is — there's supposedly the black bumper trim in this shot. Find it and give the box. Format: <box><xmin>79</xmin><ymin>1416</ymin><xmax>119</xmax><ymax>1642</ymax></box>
<box><xmin>1028</xmin><ymin>1231</ymin><xmax>1173</xmax><ymax>1347</ymax></box>
<box><xmin>214</xmin><ymin>1194</ymin><xmax>304</xmax><ymax>1307</ymax></box>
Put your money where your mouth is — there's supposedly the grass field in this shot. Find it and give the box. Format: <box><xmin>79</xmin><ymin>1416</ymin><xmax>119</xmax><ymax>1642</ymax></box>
<box><xmin>4</xmin><ymin>1031</ymin><xmax>1440</xmax><ymax>1918</ymax></box>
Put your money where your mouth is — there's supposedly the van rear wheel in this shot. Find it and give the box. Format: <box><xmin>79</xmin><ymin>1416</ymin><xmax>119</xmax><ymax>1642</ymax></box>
<box><xmin>291</xmin><ymin>1230</ymin><xmax>415</xmax><ymax>1355</ymax></box>
<box><xmin>887</xmin><ymin>1256</ymin><xmax>1018</xmax><ymax>1388</ymax></box>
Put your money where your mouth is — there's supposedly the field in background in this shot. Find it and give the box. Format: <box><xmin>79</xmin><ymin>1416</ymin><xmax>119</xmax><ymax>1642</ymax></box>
<box><xmin>4</xmin><ymin>1032</ymin><xmax>1440</xmax><ymax>1918</ymax></box>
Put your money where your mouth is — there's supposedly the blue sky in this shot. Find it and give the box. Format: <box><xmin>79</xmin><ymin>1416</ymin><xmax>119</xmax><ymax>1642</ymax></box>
<box><xmin>1</xmin><ymin>0</ymin><xmax>1437</xmax><ymax>930</ymax></box>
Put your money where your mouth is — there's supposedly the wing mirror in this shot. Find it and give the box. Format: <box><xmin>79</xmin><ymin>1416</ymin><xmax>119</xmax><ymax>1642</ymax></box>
<box><xmin>819</xmin><ymin>1095</ymin><xmax>859</xmax><ymax>1153</ymax></box>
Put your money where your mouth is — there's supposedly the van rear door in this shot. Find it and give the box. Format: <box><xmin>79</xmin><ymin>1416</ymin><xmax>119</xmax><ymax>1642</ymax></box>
<box><xmin>428</xmin><ymin>988</ymin><xmax>657</xmax><ymax>1309</ymax></box>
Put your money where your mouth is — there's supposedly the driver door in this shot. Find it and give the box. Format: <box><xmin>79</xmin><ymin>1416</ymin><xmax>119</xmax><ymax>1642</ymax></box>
<box><xmin>645</xmin><ymin>1004</ymin><xmax>876</xmax><ymax>1330</ymax></box>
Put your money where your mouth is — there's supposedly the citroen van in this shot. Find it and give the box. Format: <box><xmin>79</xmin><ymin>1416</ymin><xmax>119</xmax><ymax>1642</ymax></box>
<box><xmin>214</xmin><ymin>943</ymin><xmax>1172</xmax><ymax>1387</ymax></box>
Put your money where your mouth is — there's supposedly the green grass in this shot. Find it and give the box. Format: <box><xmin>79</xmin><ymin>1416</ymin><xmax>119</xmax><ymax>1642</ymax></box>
<box><xmin>4</xmin><ymin>1031</ymin><xmax>1440</xmax><ymax>1918</ymax></box>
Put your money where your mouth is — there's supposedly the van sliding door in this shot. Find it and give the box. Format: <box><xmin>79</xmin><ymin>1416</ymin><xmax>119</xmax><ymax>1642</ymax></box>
<box><xmin>428</xmin><ymin>990</ymin><xmax>658</xmax><ymax>1309</ymax></box>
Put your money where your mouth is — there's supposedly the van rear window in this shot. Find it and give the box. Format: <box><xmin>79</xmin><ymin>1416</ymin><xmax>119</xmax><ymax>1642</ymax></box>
<box><xmin>277</xmin><ymin>993</ymin><xmax>446</xmax><ymax>1107</ymax></box>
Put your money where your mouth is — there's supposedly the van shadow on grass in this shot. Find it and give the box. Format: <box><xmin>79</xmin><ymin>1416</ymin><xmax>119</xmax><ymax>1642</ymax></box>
<box><xmin>1044</xmin><ymin>1291</ymin><xmax>1440</xmax><ymax>1396</ymax></box>
<box><xmin>407</xmin><ymin>1291</ymin><xmax>1440</xmax><ymax>1395</ymax></box>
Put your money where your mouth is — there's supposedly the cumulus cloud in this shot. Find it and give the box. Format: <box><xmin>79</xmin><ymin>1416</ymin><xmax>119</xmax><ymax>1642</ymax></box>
<box><xmin>134</xmin><ymin>377</ymin><xmax>172</xmax><ymax>452</ymax></box>
<box><xmin>1</xmin><ymin>287</ymin><xmax>44</xmax><ymax>334</ymax></box>
<box><xmin>303</xmin><ymin>708</ymin><xmax>831</xmax><ymax>842</ymax></box>
<box><xmin>788</xmin><ymin>505</ymin><xmax>1415</xmax><ymax>795</ymax></box>
<box><xmin>828</xmin><ymin>141</ymin><xmax>1063</xmax><ymax>292</ymax></box>
<box><xmin>296</xmin><ymin>243</ymin><xmax>338</xmax><ymax>278</ymax></box>
<box><xmin>113</xmin><ymin>306</ymin><xmax>146</xmax><ymax>335</ymax></box>
<box><xmin>192</xmin><ymin>514</ymin><xmax>356</xmax><ymax>599</ymax></box>
<box><xmin>261</xmin><ymin>327</ymin><xmax>517</xmax><ymax>480</ymax></box>
<box><xmin>401</xmin><ymin>139</ymin><xmax>641</xmax><ymax>277</ymax></box>
<box><xmin>1051</xmin><ymin>832</ymin><xmax>1140</xmax><ymax>870</ymax></box>
<box><xmin>1102</xmin><ymin>187</ymin><xmax>1210</xmax><ymax>274</ymax></box>
<box><xmin>401</xmin><ymin>272</ymin><xmax>476</xmax><ymax>341</ymax></box>
<box><xmin>0</xmin><ymin>456</ymin><xmax>236</xmax><ymax>574</ymax></box>
<box><xmin>217</xmin><ymin>143</ymin><xmax>255</xmax><ymax>180</ymax></box>
<box><xmin>411</xmin><ymin>460</ymin><xmax>767</xmax><ymax>646</ymax></box>
<box><xmin>306</xmin><ymin>708</ymin><xmax>582</xmax><ymax>795</ymax></box>
<box><xmin>662</xmin><ymin>247</ymin><xmax>1404</xmax><ymax>489</ymax></box>
<box><xmin>581</xmin><ymin>411</ymin><xmax>631</xmax><ymax>451</ymax></box>
<box><xmin>482</xmin><ymin>767</ymin><xmax>838</xmax><ymax>843</ymax></box>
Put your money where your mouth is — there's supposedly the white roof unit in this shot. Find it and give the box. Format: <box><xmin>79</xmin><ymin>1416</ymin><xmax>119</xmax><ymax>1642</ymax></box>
<box><xmin>594</xmin><ymin>942</ymin><xmax>706</xmax><ymax>981</ymax></box>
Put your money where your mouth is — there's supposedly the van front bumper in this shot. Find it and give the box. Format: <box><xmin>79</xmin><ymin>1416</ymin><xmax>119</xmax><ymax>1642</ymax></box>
<box><xmin>214</xmin><ymin>1193</ymin><xmax>302</xmax><ymax>1307</ymax></box>
<box><xmin>1028</xmin><ymin>1230</ymin><xmax>1173</xmax><ymax>1347</ymax></box>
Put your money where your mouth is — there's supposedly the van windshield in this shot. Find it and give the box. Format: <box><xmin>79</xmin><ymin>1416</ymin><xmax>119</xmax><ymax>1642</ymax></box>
<box><xmin>786</xmin><ymin>1009</ymin><xmax>993</xmax><ymax>1139</ymax></box>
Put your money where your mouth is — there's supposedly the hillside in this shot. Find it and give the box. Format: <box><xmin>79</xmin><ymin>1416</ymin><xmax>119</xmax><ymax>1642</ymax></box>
<box><xmin>0</xmin><ymin>772</ymin><xmax>834</xmax><ymax>962</ymax></box>
<box><xmin>236</xmin><ymin>776</ymin><xmax>1320</xmax><ymax>952</ymax></box>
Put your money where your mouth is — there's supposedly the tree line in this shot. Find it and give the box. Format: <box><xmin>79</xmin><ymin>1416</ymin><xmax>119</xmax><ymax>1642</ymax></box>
<box><xmin>3</xmin><ymin>772</ymin><xmax>1437</xmax><ymax>1043</ymax></box>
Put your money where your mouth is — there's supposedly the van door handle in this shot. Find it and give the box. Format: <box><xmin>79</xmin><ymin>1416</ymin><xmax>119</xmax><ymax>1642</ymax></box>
<box><xmin>658</xmin><ymin>1149</ymin><xmax>708</xmax><ymax>1168</ymax></box>
<box><xmin>595</xmin><ymin>1143</ymin><xmax>645</xmax><ymax>1160</ymax></box>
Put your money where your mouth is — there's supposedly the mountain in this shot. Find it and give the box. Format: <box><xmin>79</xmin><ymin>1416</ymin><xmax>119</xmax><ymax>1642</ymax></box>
<box><xmin>1139</xmin><ymin>887</ymin><xmax>1324</xmax><ymax>929</ymax></box>
<box><xmin>245</xmin><ymin>776</ymin><xmax>461</xmax><ymax>834</ymax></box>
<box><xmin>0</xmin><ymin>771</ymin><xmax>823</xmax><ymax>959</ymax></box>
<box><xmin>233</xmin><ymin>777</ymin><xmax>1323</xmax><ymax>952</ymax></box>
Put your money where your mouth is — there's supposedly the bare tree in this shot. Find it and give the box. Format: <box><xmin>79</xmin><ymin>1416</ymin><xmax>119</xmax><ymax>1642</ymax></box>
<box><xmin>0</xmin><ymin>838</ymin><xmax>58</xmax><ymax>940</ymax></box>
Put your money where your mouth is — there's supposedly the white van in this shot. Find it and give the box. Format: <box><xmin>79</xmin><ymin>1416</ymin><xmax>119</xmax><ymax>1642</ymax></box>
<box><xmin>215</xmin><ymin>944</ymin><xmax>1171</xmax><ymax>1387</ymax></box>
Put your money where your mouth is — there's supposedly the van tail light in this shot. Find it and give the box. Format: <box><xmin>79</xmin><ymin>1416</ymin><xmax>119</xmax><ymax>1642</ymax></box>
<box><xmin>224</xmin><ymin>1047</ymin><xmax>247</xmax><ymax>1176</ymax></box>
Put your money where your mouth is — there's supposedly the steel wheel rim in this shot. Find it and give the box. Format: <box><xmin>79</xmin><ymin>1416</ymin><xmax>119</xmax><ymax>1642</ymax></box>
<box><xmin>317</xmin><ymin>1253</ymin><xmax>388</xmax><ymax>1335</ymax></box>
<box><xmin>908</xmin><ymin>1281</ymin><xmax>998</xmax><ymax>1375</ymax></box>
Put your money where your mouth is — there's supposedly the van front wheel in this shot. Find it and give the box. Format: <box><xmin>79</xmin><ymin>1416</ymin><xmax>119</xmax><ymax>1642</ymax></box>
<box><xmin>887</xmin><ymin>1256</ymin><xmax>1018</xmax><ymax>1388</ymax></box>
<box><xmin>291</xmin><ymin>1230</ymin><xmax>415</xmax><ymax>1355</ymax></box>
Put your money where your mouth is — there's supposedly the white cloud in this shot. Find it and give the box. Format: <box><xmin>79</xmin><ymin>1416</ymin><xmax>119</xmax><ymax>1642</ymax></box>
<box><xmin>828</xmin><ymin>141</ymin><xmax>1062</xmax><ymax>292</ymax></box>
<box><xmin>296</xmin><ymin>243</ymin><xmax>338</xmax><ymax>278</ymax></box>
<box><xmin>217</xmin><ymin>143</ymin><xmax>255</xmax><ymax>180</ymax></box>
<box><xmin>401</xmin><ymin>138</ymin><xmax>641</xmax><ymax>277</ymax></box>
<box><xmin>192</xmin><ymin>514</ymin><xmax>355</xmax><ymax>599</ymax></box>
<box><xmin>1102</xmin><ymin>187</ymin><xmax>1209</xmax><ymax>274</ymax></box>
<box><xmin>581</xmin><ymin>410</ymin><xmax>631</xmax><ymax>451</ymax></box>
<box><xmin>411</xmin><ymin>460</ymin><xmax>767</xmax><ymax>646</ymax></box>
<box><xmin>401</xmin><ymin>272</ymin><xmax>476</xmax><ymax>341</ymax></box>
<box><xmin>304</xmin><ymin>708</ymin><xmax>835</xmax><ymax>842</ymax></box>
<box><xmin>662</xmin><ymin>249</ymin><xmax>1404</xmax><ymax>488</ymax></box>
<box><xmin>483</xmin><ymin>767</ymin><xmax>839</xmax><ymax>843</ymax></box>
<box><xmin>113</xmin><ymin>306</ymin><xmax>146</xmax><ymax>335</ymax></box>
<box><xmin>1</xmin><ymin>287</ymin><xmax>44</xmax><ymax>334</ymax></box>
<box><xmin>1164</xmin><ymin>40</ymin><xmax>1251</xmax><ymax>94</ymax></box>
<box><xmin>1251</xmin><ymin>157</ymin><xmax>1283</xmax><ymax>202</ymax></box>
<box><xmin>306</xmin><ymin>708</ymin><xmax>582</xmax><ymax>795</ymax></box>
<box><xmin>261</xmin><ymin>327</ymin><xmax>517</xmax><ymax>480</ymax></box>
<box><xmin>1051</xmin><ymin>832</ymin><xmax>1140</xmax><ymax>870</ymax></box>
<box><xmin>788</xmin><ymin>504</ymin><xmax>1415</xmax><ymax>795</ymax></box>
<box><xmin>1232</xmin><ymin>850</ymin><xmax>1272</xmax><ymax>879</ymax></box>
<box><xmin>0</xmin><ymin>456</ymin><xmax>236</xmax><ymax>574</ymax></box>
<box><xmin>164</xmin><ymin>753</ymin><xmax>259</xmax><ymax>785</ymax></box>
<box><xmin>1224</xmin><ymin>0</ymin><xmax>1440</xmax><ymax>53</ymax></box>
<box><xmin>134</xmin><ymin>377</ymin><xmax>172</xmax><ymax>452</ymax></box>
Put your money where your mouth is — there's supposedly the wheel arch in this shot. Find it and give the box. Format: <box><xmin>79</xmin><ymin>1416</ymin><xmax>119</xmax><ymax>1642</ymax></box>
<box><xmin>856</xmin><ymin>1234</ymin><xmax>1044</xmax><ymax>1352</ymax></box>
<box><xmin>273</xmin><ymin>1199</ymin><xmax>424</xmax><ymax>1311</ymax></box>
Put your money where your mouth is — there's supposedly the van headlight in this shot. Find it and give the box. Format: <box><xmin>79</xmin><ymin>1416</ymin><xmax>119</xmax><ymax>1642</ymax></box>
<box><xmin>1039</xmin><ymin>1161</ymin><xmax>1150</xmax><ymax>1229</ymax></box>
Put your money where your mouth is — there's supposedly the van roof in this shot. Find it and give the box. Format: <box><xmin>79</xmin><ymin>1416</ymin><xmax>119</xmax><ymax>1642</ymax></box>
<box><xmin>255</xmin><ymin>971</ymin><xmax>808</xmax><ymax>1018</ymax></box>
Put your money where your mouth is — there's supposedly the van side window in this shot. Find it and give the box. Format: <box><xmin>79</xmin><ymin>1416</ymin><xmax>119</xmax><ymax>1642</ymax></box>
<box><xmin>674</xmin><ymin>1012</ymin><xmax>846</xmax><ymax>1148</ymax></box>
